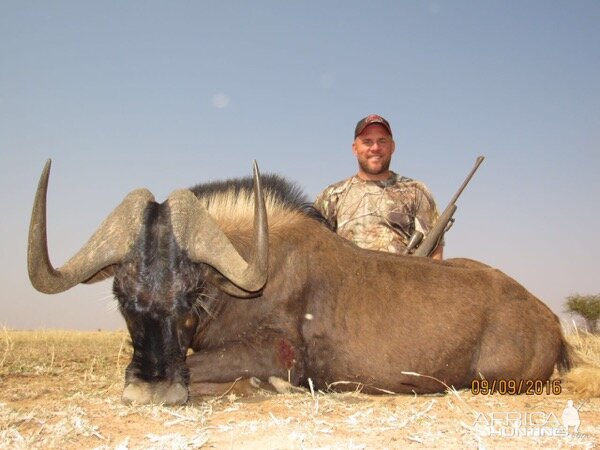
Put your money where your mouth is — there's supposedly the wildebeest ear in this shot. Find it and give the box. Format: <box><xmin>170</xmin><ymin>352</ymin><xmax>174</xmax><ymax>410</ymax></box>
<box><xmin>82</xmin><ymin>266</ymin><xmax>116</xmax><ymax>284</ymax></box>
<box><xmin>203</xmin><ymin>267</ymin><xmax>264</xmax><ymax>299</ymax></box>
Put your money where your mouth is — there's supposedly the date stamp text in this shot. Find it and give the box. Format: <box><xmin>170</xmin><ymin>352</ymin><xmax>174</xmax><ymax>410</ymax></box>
<box><xmin>471</xmin><ymin>379</ymin><xmax>561</xmax><ymax>395</ymax></box>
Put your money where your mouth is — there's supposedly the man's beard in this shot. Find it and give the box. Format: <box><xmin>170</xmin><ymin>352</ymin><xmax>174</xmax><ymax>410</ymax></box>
<box><xmin>359</xmin><ymin>158</ymin><xmax>391</xmax><ymax>175</ymax></box>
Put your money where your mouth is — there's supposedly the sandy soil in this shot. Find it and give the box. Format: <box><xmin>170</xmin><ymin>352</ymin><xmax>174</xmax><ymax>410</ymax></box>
<box><xmin>0</xmin><ymin>330</ymin><xmax>598</xmax><ymax>449</ymax></box>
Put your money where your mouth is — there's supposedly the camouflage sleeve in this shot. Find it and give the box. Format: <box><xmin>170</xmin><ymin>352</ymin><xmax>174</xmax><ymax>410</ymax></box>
<box><xmin>313</xmin><ymin>187</ymin><xmax>338</xmax><ymax>231</ymax></box>
<box><xmin>413</xmin><ymin>182</ymin><xmax>442</xmax><ymax>244</ymax></box>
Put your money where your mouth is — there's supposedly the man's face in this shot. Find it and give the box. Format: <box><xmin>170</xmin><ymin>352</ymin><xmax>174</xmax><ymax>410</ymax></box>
<box><xmin>352</xmin><ymin>123</ymin><xmax>395</xmax><ymax>179</ymax></box>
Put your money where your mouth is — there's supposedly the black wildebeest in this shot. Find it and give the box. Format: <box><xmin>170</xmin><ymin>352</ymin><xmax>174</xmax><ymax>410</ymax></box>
<box><xmin>28</xmin><ymin>160</ymin><xmax>582</xmax><ymax>404</ymax></box>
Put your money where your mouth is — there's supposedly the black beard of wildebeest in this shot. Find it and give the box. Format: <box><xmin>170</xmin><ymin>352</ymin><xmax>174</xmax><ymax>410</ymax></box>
<box><xmin>29</xmin><ymin>159</ymin><xmax>575</xmax><ymax>405</ymax></box>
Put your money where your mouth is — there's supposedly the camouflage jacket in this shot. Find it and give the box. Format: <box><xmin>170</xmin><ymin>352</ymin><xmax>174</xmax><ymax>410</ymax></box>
<box><xmin>314</xmin><ymin>172</ymin><xmax>441</xmax><ymax>253</ymax></box>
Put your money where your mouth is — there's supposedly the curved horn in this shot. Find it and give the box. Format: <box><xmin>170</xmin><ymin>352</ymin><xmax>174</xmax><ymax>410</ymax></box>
<box><xmin>168</xmin><ymin>161</ymin><xmax>268</xmax><ymax>294</ymax></box>
<box><xmin>27</xmin><ymin>159</ymin><xmax>155</xmax><ymax>294</ymax></box>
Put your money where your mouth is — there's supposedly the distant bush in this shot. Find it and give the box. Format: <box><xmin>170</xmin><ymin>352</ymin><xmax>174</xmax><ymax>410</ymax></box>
<box><xmin>565</xmin><ymin>293</ymin><xmax>600</xmax><ymax>334</ymax></box>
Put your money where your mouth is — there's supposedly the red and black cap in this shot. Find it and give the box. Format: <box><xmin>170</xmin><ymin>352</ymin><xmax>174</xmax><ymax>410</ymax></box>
<box><xmin>354</xmin><ymin>114</ymin><xmax>393</xmax><ymax>138</ymax></box>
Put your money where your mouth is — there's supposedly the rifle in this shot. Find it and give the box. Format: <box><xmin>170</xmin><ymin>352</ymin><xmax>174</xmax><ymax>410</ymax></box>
<box><xmin>403</xmin><ymin>156</ymin><xmax>485</xmax><ymax>257</ymax></box>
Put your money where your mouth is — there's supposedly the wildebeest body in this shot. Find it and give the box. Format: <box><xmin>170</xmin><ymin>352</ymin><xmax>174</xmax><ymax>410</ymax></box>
<box><xmin>28</xmin><ymin>160</ymin><xmax>569</xmax><ymax>403</ymax></box>
<box><xmin>185</xmin><ymin>215</ymin><xmax>565</xmax><ymax>395</ymax></box>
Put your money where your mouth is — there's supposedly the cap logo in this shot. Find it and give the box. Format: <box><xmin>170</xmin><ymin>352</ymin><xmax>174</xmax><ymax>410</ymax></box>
<box><xmin>366</xmin><ymin>114</ymin><xmax>383</xmax><ymax>123</ymax></box>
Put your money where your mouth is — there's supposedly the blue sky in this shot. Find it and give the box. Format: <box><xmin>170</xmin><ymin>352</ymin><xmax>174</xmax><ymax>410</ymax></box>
<box><xmin>1</xmin><ymin>1</ymin><xmax>599</xmax><ymax>330</ymax></box>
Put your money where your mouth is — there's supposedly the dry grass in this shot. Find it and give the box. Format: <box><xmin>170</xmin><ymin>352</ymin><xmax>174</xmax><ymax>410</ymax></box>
<box><xmin>0</xmin><ymin>329</ymin><xmax>598</xmax><ymax>449</ymax></box>
<box><xmin>568</xmin><ymin>327</ymin><xmax>600</xmax><ymax>366</ymax></box>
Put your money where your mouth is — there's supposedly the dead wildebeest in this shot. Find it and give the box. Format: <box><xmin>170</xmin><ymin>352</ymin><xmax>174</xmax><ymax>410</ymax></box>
<box><xmin>27</xmin><ymin>160</ymin><xmax>592</xmax><ymax>404</ymax></box>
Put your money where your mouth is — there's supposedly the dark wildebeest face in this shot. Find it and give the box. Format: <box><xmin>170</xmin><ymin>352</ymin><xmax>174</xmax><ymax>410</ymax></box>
<box><xmin>112</xmin><ymin>202</ymin><xmax>201</xmax><ymax>404</ymax></box>
<box><xmin>28</xmin><ymin>160</ymin><xmax>268</xmax><ymax>404</ymax></box>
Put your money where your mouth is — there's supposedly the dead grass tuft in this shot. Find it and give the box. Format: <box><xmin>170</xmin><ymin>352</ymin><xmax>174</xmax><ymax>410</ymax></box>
<box><xmin>567</xmin><ymin>329</ymin><xmax>600</xmax><ymax>366</ymax></box>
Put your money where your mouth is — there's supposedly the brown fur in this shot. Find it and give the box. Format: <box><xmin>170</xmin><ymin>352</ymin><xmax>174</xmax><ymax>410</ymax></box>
<box><xmin>187</xmin><ymin>206</ymin><xmax>592</xmax><ymax>396</ymax></box>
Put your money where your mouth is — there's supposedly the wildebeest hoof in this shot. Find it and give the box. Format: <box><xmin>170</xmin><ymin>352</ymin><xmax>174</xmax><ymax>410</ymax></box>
<box><xmin>122</xmin><ymin>380</ymin><xmax>189</xmax><ymax>405</ymax></box>
<box><xmin>268</xmin><ymin>376</ymin><xmax>307</xmax><ymax>394</ymax></box>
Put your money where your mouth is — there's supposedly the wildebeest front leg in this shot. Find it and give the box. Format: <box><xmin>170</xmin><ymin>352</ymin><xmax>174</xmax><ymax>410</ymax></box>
<box><xmin>187</xmin><ymin>336</ymin><xmax>303</xmax><ymax>398</ymax></box>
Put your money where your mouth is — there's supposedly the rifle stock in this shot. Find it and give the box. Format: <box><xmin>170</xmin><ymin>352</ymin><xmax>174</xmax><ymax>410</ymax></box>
<box><xmin>402</xmin><ymin>230</ymin><xmax>424</xmax><ymax>255</ymax></box>
<box><xmin>411</xmin><ymin>156</ymin><xmax>484</xmax><ymax>257</ymax></box>
<box><xmin>412</xmin><ymin>204</ymin><xmax>457</xmax><ymax>257</ymax></box>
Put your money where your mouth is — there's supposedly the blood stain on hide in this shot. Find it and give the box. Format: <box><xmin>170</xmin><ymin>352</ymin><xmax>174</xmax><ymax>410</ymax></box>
<box><xmin>278</xmin><ymin>338</ymin><xmax>296</xmax><ymax>369</ymax></box>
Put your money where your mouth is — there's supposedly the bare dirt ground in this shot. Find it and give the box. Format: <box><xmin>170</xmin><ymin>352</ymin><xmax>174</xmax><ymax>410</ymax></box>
<box><xmin>0</xmin><ymin>329</ymin><xmax>598</xmax><ymax>449</ymax></box>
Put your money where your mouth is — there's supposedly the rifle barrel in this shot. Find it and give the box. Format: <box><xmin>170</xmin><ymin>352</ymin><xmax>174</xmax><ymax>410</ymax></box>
<box><xmin>448</xmin><ymin>155</ymin><xmax>485</xmax><ymax>206</ymax></box>
<box><xmin>410</xmin><ymin>155</ymin><xmax>485</xmax><ymax>257</ymax></box>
